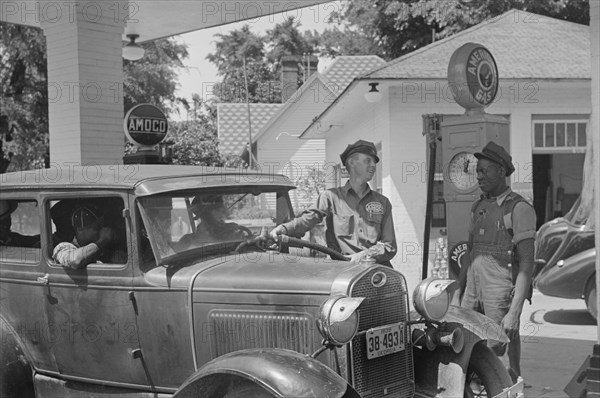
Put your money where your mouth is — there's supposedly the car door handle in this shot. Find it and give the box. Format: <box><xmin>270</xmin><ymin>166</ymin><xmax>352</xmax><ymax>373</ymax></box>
<box><xmin>37</xmin><ymin>274</ymin><xmax>49</xmax><ymax>285</ymax></box>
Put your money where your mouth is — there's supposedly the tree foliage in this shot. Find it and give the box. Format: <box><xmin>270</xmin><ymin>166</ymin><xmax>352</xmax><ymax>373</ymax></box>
<box><xmin>123</xmin><ymin>39</ymin><xmax>189</xmax><ymax>114</ymax></box>
<box><xmin>166</xmin><ymin>120</ymin><xmax>242</xmax><ymax>167</ymax></box>
<box><xmin>206</xmin><ymin>18</ymin><xmax>315</xmax><ymax>104</ymax></box>
<box><xmin>317</xmin><ymin>0</ymin><xmax>589</xmax><ymax>60</ymax></box>
<box><xmin>0</xmin><ymin>24</ymin><xmax>49</xmax><ymax>171</ymax></box>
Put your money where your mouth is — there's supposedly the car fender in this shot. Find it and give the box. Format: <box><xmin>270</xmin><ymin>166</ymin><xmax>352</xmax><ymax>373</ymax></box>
<box><xmin>537</xmin><ymin>247</ymin><xmax>596</xmax><ymax>298</ymax></box>
<box><xmin>0</xmin><ymin>315</ymin><xmax>35</xmax><ymax>398</ymax></box>
<box><xmin>442</xmin><ymin>305</ymin><xmax>509</xmax><ymax>344</ymax></box>
<box><xmin>411</xmin><ymin>306</ymin><xmax>509</xmax><ymax>345</ymax></box>
<box><xmin>413</xmin><ymin>309</ymin><xmax>508</xmax><ymax>398</ymax></box>
<box><xmin>173</xmin><ymin>348</ymin><xmax>359</xmax><ymax>398</ymax></box>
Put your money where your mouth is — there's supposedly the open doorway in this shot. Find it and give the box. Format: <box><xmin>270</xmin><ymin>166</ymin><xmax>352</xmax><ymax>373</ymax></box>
<box><xmin>532</xmin><ymin>153</ymin><xmax>585</xmax><ymax>228</ymax></box>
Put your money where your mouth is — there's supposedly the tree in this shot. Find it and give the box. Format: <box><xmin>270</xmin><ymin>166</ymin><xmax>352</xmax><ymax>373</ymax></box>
<box><xmin>307</xmin><ymin>26</ymin><xmax>383</xmax><ymax>58</ymax></box>
<box><xmin>317</xmin><ymin>0</ymin><xmax>589</xmax><ymax>60</ymax></box>
<box><xmin>206</xmin><ymin>19</ymin><xmax>315</xmax><ymax>104</ymax></box>
<box><xmin>1</xmin><ymin>23</ymin><xmax>189</xmax><ymax>170</ymax></box>
<box><xmin>0</xmin><ymin>24</ymin><xmax>49</xmax><ymax>171</ymax></box>
<box><xmin>166</xmin><ymin>120</ymin><xmax>242</xmax><ymax>167</ymax></box>
<box><xmin>123</xmin><ymin>39</ymin><xmax>189</xmax><ymax>114</ymax></box>
<box><xmin>265</xmin><ymin>17</ymin><xmax>315</xmax><ymax>64</ymax></box>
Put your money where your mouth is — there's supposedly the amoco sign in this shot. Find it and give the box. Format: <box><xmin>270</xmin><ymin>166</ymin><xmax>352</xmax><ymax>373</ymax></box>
<box><xmin>124</xmin><ymin>104</ymin><xmax>168</xmax><ymax>149</ymax></box>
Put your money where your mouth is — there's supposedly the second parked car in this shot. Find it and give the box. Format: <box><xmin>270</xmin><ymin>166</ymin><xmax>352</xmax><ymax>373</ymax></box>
<box><xmin>534</xmin><ymin>196</ymin><xmax>597</xmax><ymax>318</ymax></box>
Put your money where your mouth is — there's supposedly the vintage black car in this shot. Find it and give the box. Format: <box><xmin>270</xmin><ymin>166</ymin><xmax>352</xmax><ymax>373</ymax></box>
<box><xmin>534</xmin><ymin>196</ymin><xmax>596</xmax><ymax>318</ymax></box>
<box><xmin>0</xmin><ymin>165</ymin><xmax>522</xmax><ymax>397</ymax></box>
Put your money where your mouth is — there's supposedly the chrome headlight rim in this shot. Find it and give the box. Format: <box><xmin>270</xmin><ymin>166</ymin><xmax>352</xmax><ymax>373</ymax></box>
<box><xmin>412</xmin><ymin>277</ymin><xmax>453</xmax><ymax>322</ymax></box>
<box><xmin>317</xmin><ymin>295</ymin><xmax>363</xmax><ymax>347</ymax></box>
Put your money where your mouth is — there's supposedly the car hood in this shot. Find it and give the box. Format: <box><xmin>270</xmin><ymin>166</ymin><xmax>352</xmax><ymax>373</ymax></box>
<box><xmin>143</xmin><ymin>251</ymin><xmax>355</xmax><ymax>294</ymax></box>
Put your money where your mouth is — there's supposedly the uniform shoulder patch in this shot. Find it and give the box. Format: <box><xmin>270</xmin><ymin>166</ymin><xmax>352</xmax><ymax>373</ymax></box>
<box><xmin>365</xmin><ymin>201</ymin><xmax>384</xmax><ymax>215</ymax></box>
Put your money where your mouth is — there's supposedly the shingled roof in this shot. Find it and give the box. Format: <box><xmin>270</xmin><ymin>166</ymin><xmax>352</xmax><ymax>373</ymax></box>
<box><xmin>217</xmin><ymin>103</ymin><xmax>282</xmax><ymax>155</ymax></box>
<box><xmin>322</xmin><ymin>55</ymin><xmax>386</xmax><ymax>94</ymax></box>
<box><xmin>365</xmin><ymin>10</ymin><xmax>590</xmax><ymax>80</ymax></box>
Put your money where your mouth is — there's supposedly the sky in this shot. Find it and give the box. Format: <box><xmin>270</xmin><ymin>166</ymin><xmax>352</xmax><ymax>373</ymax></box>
<box><xmin>171</xmin><ymin>2</ymin><xmax>342</xmax><ymax>120</ymax></box>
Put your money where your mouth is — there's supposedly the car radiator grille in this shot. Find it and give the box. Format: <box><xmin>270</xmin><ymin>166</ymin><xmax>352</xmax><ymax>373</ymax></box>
<box><xmin>209</xmin><ymin>311</ymin><xmax>314</xmax><ymax>357</ymax></box>
<box><xmin>349</xmin><ymin>268</ymin><xmax>414</xmax><ymax>398</ymax></box>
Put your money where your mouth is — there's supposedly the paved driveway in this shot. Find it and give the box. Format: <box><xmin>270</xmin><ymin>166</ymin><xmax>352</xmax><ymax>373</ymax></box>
<box><xmin>520</xmin><ymin>290</ymin><xmax>596</xmax><ymax>397</ymax></box>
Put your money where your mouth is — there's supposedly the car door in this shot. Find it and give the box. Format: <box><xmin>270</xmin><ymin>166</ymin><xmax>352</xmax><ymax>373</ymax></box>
<box><xmin>42</xmin><ymin>193</ymin><xmax>147</xmax><ymax>386</ymax></box>
<box><xmin>0</xmin><ymin>193</ymin><xmax>55</xmax><ymax>372</ymax></box>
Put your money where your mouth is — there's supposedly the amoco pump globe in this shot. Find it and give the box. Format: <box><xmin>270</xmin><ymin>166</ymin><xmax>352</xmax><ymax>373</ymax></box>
<box><xmin>448</xmin><ymin>43</ymin><xmax>499</xmax><ymax>111</ymax></box>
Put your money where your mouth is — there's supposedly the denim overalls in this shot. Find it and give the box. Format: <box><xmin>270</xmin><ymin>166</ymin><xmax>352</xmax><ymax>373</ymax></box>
<box><xmin>461</xmin><ymin>194</ymin><xmax>516</xmax><ymax>354</ymax></box>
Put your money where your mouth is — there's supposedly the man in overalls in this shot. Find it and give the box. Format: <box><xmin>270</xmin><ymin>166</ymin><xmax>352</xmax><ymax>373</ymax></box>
<box><xmin>454</xmin><ymin>141</ymin><xmax>536</xmax><ymax>382</ymax></box>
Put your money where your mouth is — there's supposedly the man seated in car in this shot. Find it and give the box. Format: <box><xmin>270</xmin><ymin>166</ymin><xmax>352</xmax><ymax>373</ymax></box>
<box><xmin>0</xmin><ymin>200</ymin><xmax>41</xmax><ymax>248</ymax></box>
<box><xmin>177</xmin><ymin>195</ymin><xmax>251</xmax><ymax>248</ymax></box>
<box><xmin>53</xmin><ymin>202</ymin><xmax>127</xmax><ymax>269</ymax></box>
<box><xmin>50</xmin><ymin>199</ymin><xmax>76</xmax><ymax>247</ymax></box>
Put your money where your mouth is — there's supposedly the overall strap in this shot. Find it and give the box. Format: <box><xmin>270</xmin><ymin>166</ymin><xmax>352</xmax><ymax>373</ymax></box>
<box><xmin>471</xmin><ymin>196</ymin><xmax>485</xmax><ymax>218</ymax></box>
<box><xmin>503</xmin><ymin>192</ymin><xmax>528</xmax><ymax>238</ymax></box>
<box><xmin>503</xmin><ymin>191</ymin><xmax>534</xmax><ymax>304</ymax></box>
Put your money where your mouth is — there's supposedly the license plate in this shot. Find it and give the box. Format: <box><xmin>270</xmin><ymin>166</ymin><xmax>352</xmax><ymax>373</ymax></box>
<box><xmin>366</xmin><ymin>323</ymin><xmax>405</xmax><ymax>359</ymax></box>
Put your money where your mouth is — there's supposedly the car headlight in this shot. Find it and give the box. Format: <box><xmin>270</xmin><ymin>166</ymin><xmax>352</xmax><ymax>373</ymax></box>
<box><xmin>413</xmin><ymin>278</ymin><xmax>455</xmax><ymax>321</ymax></box>
<box><xmin>317</xmin><ymin>295</ymin><xmax>365</xmax><ymax>346</ymax></box>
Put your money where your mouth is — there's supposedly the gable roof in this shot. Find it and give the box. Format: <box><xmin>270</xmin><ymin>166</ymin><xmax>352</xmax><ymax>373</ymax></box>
<box><xmin>252</xmin><ymin>55</ymin><xmax>387</xmax><ymax>141</ymax></box>
<box><xmin>217</xmin><ymin>103</ymin><xmax>282</xmax><ymax>155</ymax></box>
<box><xmin>366</xmin><ymin>10</ymin><xmax>590</xmax><ymax>80</ymax></box>
<box><xmin>217</xmin><ymin>55</ymin><xmax>387</xmax><ymax>150</ymax></box>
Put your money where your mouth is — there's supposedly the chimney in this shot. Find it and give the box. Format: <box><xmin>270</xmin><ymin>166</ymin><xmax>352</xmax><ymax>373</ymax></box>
<box><xmin>280</xmin><ymin>55</ymin><xmax>319</xmax><ymax>103</ymax></box>
<box><xmin>300</xmin><ymin>54</ymin><xmax>319</xmax><ymax>83</ymax></box>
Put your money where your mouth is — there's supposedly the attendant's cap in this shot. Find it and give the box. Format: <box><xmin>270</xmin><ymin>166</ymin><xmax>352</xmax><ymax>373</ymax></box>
<box><xmin>340</xmin><ymin>140</ymin><xmax>380</xmax><ymax>165</ymax></box>
<box><xmin>72</xmin><ymin>204</ymin><xmax>104</xmax><ymax>229</ymax></box>
<box><xmin>0</xmin><ymin>200</ymin><xmax>17</xmax><ymax>220</ymax></box>
<box><xmin>474</xmin><ymin>141</ymin><xmax>515</xmax><ymax>176</ymax></box>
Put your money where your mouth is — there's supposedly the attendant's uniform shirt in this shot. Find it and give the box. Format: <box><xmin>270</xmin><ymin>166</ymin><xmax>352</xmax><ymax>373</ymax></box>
<box><xmin>461</xmin><ymin>187</ymin><xmax>536</xmax><ymax>331</ymax></box>
<box><xmin>283</xmin><ymin>181</ymin><xmax>396</xmax><ymax>264</ymax></box>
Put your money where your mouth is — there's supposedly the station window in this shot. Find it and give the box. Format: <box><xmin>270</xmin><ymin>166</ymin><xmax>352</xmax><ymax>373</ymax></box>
<box><xmin>0</xmin><ymin>199</ymin><xmax>41</xmax><ymax>264</ymax></box>
<box><xmin>532</xmin><ymin>118</ymin><xmax>588</xmax><ymax>153</ymax></box>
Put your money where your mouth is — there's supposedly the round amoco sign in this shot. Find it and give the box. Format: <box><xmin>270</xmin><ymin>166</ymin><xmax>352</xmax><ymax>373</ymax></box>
<box><xmin>124</xmin><ymin>104</ymin><xmax>168</xmax><ymax>149</ymax></box>
<box><xmin>448</xmin><ymin>42</ymin><xmax>499</xmax><ymax>111</ymax></box>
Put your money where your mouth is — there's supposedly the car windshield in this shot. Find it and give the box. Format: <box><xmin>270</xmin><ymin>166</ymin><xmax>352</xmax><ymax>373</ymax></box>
<box><xmin>138</xmin><ymin>187</ymin><xmax>294</xmax><ymax>266</ymax></box>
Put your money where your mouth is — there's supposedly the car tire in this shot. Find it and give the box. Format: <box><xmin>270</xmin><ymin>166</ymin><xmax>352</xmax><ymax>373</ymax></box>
<box><xmin>465</xmin><ymin>343</ymin><xmax>513</xmax><ymax>398</ymax></box>
<box><xmin>585</xmin><ymin>278</ymin><xmax>598</xmax><ymax>320</ymax></box>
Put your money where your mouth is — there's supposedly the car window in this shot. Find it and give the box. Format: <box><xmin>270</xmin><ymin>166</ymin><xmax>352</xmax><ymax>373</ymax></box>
<box><xmin>0</xmin><ymin>199</ymin><xmax>41</xmax><ymax>264</ymax></box>
<box><xmin>48</xmin><ymin>197</ymin><xmax>128</xmax><ymax>266</ymax></box>
<box><xmin>138</xmin><ymin>188</ymin><xmax>293</xmax><ymax>266</ymax></box>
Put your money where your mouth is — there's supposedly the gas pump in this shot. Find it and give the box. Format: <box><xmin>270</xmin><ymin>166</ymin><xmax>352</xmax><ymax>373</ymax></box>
<box><xmin>435</xmin><ymin>43</ymin><xmax>510</xmax><ymax>279</ymax></box>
